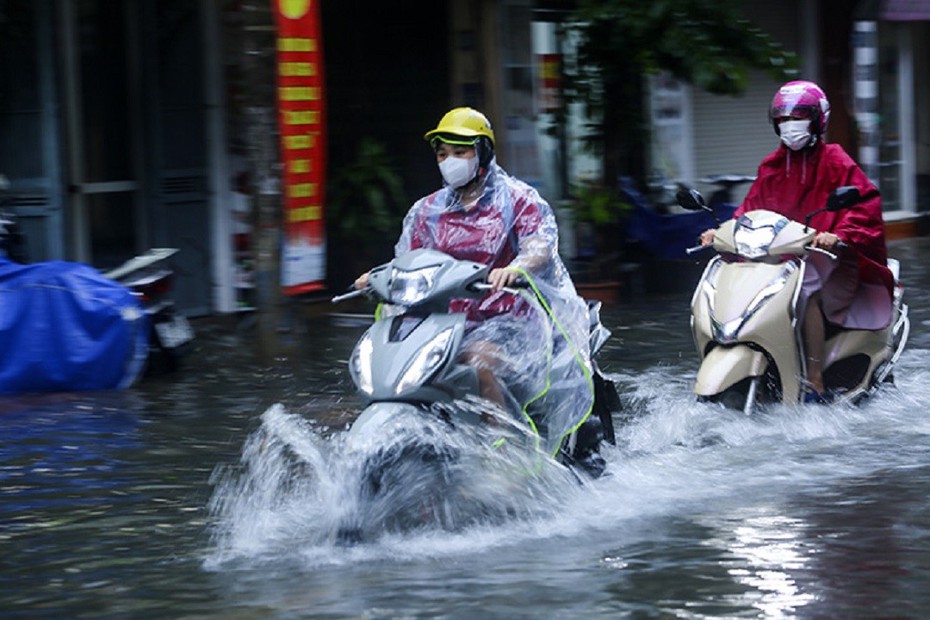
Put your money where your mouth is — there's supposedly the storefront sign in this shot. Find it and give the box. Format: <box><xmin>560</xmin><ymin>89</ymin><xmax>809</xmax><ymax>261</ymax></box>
<box><xmin>537</xmin><ymin>53</ymin><xmax>561</xmax><ymax>113</ymax></box>
<box><xmin>274</xmin><ymin>0</ymin><xmax>326</xmax><ymax>294</ymax></box>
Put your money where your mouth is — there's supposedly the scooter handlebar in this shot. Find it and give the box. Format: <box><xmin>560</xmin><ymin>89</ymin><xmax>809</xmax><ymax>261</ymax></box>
<box><xmin>331</xmin><ymin>288</ymin><xmax>367</xmax><ymax>304</ymax></box>
<box><xmin>333</xmin><ymin>266</ymin><xmax>530</xmax><ymax>304</ymax></box>
<box><xmin>807</xmin><ymin>245</ymin><xmax>839</xmax><ymax>261</ymax></box>
<box><xmin>685</xmin><ymin>244</ymin><xmax>709</xmax><ymax>255</ymax></box>
<box><xmin>469</xmin><ymin>277</ymin><xmax>529</xmax><ymax>294</ymax></box>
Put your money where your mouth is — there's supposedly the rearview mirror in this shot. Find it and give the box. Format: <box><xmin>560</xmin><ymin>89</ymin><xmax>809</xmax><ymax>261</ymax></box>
<box><xmin>676</xmin><ymin>188</ymin><xmax>707</xmax><ymax>212</ymax></box>
<box><xmin>826</xmin><ymin>186</ymin><xmax>860</xmax><ymax>212</ymax></box>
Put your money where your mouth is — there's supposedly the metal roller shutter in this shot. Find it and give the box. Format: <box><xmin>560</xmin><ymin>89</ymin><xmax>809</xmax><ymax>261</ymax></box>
<box><xmin>691</xmin><ymin>71</ymin><xmax>785</xmax><ymax>203</ymax></box>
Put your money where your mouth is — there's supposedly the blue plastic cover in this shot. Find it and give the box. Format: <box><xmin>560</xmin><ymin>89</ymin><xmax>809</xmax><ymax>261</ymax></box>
<box><xmin>621</xmin><ymin>179</ymin><xmax>737</xmax><ymax>260</ymax></box>
<box><xmin>0</xmin><ymin>258</ymin><xmax>148</xmax><ymax>395</ymax></box>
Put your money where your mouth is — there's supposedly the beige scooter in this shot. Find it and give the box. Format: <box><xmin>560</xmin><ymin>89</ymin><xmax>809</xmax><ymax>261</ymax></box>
<box><xmin>678</xmin><ymin>187</ymin><xmax>909</xmax><ymax>414</ymax></box>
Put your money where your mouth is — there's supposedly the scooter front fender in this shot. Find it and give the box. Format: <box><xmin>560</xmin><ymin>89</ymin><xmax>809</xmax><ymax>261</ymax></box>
<box><xmin>345</xmin><ymin>402</ymin><xmax>421</xmax><ymax>445</ymax></box>
<box><xmin>345</xmin><ymin>400</ymin><xmax>487</xmax><ymax>451</ymax></box>
<box><xmin>695</xmin><ymin>345</ymin><xmax>768</xmax><ymax>397</ymax></box>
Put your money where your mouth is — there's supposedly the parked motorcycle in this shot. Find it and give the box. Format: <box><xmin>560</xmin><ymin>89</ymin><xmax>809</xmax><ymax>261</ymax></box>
<box><xmin>330</xmin><ymin>249</ymin><xmax>620</xmax><ymax>536</ymax></box>
<box><xmin>699</xmin><ymin>173</ymin><xmax>756</xmax><ymax>210</ymax></box>
<box><xmin>104</xmin><ymin>248</ymin><xmax>194</xmax><ymax>373</ymax></box>
<box><xmin>0</xmin><ymin>176</ymin><xmax>27</xmax><ymax>264</ymax></box>
<box><xmin>677</xmin><ymin>186</ymin><xmax>910</xmax><ymax>413</ymax></box>
<box><xmin>0</xmin><ymin>195</ymin><xmax>192</xmax><ymax>393</ymax></box>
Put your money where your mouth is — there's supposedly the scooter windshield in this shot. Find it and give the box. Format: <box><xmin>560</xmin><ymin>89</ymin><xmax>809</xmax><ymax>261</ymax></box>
<box><xmin>733</xmin><ymin>212</ymin><xmax>789</xmax><ymax>259</ymax></box>
<box><xmin>390</xmin><ymin>266</ymin><xmax>440</xmax><ymax>306</ymax></box>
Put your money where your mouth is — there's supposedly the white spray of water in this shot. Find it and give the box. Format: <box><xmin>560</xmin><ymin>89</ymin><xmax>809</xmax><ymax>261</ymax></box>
<box><xmin>205</xmin><ymin>349</ymin><xmax>930</xmax><ymax>570</ymax></box>
<box><xmin>205</xmin><ymin>401</ymin><xmax>584</xmax><ymax>568</ymax></box>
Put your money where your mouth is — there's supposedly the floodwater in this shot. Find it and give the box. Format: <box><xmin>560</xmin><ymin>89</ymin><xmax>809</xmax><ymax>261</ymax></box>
<box><xmin>3</xmin><ymin>237</ymin><xmax>930</xmax><ymax>619</ymax></box>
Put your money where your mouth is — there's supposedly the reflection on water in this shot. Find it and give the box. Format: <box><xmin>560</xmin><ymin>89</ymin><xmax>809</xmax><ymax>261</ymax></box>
<box><xmin>1</xmin><ymin>238</ymin><xmax>930</xmax><ymax>618</ymax></box>
<box><xmin>708</xmin><ymin>511</ymin><xmax>817</xmax><ymax>617</ymax></box>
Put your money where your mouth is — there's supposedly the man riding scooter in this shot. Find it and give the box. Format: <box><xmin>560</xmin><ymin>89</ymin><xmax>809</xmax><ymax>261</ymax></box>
<box><xmin>700</xmin><ymin>80</ymin><xmax>893</xmax><ymax>403</ymax></box>
<box><xmin>354</xmin><ymin>107</ymin><xmax>596</xmax><ymax>459</ymax></box>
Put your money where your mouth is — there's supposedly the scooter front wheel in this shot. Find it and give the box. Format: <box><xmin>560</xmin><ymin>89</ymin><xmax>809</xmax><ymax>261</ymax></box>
<box><xmin>698</xmin><ymin>375</ymin><xmax>772</xmax><ymax>414</ymax></box>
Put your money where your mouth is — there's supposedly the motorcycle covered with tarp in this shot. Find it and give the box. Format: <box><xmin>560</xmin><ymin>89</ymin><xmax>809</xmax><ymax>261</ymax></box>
<box><xmin>0</xmin><ymin>172</ymin><xmax>191</xmax><ymax>393</ymax></box>
<box><xmin>331</xmin><ymin>248</ymin><xmax>619</xmax><ymax>539</ymax></box>
<box><xmin>0</xmin><ymin>257</ymin><xmax>148</xmax><ymax>395</ymax></box>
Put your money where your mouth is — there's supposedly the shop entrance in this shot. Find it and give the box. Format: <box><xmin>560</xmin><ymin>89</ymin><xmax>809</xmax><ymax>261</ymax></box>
<box><xmin>60</xmin><ymin>0</ymin><xmax>145</xmax><ymax>268</ymax></box>
<box><xmin>59</xmin><ymin>0</ymin><xmax>213</xmax><ymax>314</ymax></box>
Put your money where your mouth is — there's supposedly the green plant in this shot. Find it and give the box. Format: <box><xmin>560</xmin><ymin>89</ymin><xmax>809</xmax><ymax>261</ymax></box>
<box><xmin>563</xmin><ymin>0</ymin><xmax>798</xmax><ymax>185</ymax></box>
<box><xmin>327</xmin><ymin>138</ymin><xmax>407</xmax><ymax>244</ymax></box>
<box><xmin>569</xmin><ymin>183</ymin><xmax>631</xmax><ymax>226</ymax></box>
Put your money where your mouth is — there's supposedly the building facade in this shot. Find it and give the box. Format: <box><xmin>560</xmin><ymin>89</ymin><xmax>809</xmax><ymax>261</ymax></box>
<box><xmin>0</xmin><ymin>0</ymin><xmax>925</xmax><ymax>316</ymax></box>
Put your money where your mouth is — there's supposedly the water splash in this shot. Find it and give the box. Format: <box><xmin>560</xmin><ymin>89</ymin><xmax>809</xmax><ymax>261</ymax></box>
<box><xmin>206</xmin><ymin>348</ymin><xmax>930</xmax><ymax>571</ymax></box>
<box><xmin>205</xmin><ymin>401</ymin><xmax>582</xmax><ymax>568</ymax></box>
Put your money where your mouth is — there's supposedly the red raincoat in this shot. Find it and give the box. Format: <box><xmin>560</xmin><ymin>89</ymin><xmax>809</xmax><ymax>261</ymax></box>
<box><xmin>736</xmin><ymin>142</ymin><xmax>894</xmax><ymax>328</ymax></box>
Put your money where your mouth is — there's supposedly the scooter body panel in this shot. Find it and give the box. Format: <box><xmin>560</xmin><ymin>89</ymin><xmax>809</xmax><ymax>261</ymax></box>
<box><xmin>822</xmin><ymin>324</ymin><xmax>893</xmax><ymax>400</ymax></box>
<box><xmin>354</xmin><ymin>312</ymin><xmax>475</xmax><ymax>404</ymax></box>
<box><xmin>694</xmin><ymin>345</ymin><xmax>768</xmax><ymax>396</ymax></box>
<box><xmin>693</xmin><ymin>257</ymin><xmax>805</xmax><ymax>403</ymax></box>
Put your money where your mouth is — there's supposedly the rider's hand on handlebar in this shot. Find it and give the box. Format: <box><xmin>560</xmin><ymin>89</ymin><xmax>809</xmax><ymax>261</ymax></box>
<box><xmin>811</xmin><ymin>231</ymin><xmax>842</xmax><ymax>252</ymax></box>
<box><xmin>488</xmin><ymin>267</ymin><xmax>520</xmax><ymax>292</ymax></box>
<box><xmin>699</xmin><ymin>228</ymin><xmax>716</xmax><ymax>247</ymax></box>
<box><xmin>354</xmin><ymin>272</ymin><xmax>370</xmax><ymax>290</ymax></box>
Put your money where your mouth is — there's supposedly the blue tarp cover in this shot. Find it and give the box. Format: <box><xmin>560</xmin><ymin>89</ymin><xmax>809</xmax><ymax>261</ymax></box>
<box><xmin>0</xmin><ymin>258</ymin><xmax>148</xmax><ymax>394</ymax></box>
<box><xmin>621</xmin><ymin>179</ymin><xmax>737</xmax><ymax>260</ymax></box>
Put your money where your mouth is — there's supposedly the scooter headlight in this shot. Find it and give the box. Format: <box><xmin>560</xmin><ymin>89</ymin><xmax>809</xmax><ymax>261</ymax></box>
<box><xmin>350</xmin><ymin>332</ymin><xmax>375</xmax><ymax>395</ymax></box>
<box><xmin>396</xmin><ymin>327</ymin><xmax>454</xmax><ymax>395</ymax></box>
<box><xmin>390</xmin><ymin>266</ymin><xmax>439</xmax><ymax>306</ymax></box>
<box><xmin>734</xmin><ymin>226</ymin><xmax>776</xmax><ymax>259</ymax></box>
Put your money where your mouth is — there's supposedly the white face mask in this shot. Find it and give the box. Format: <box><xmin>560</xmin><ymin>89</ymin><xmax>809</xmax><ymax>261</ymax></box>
<box><xmin>779</xmin><ymin>119</ymin><xmax>813</xmax><ymax>151</ymax></box>
<box><xmin>438</xmin><ymin>155</ymin><xmax>479</xmax><ymax>189</ymax></box>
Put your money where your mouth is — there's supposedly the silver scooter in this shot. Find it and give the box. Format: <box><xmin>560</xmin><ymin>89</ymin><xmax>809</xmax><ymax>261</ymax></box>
<box><xmin>333</xmin><ymin>248</ymin><xmax>619</xmax><ymax>466</ymax></box>
<box><xmin>331</xmin><ymin>249</ymin><xmax>619</xmax><ymax>539</ymax></box>
<box><xmin>678</xmin><ymin>187</ymin><xmax>909</xmax><ymax>413</ymax></box>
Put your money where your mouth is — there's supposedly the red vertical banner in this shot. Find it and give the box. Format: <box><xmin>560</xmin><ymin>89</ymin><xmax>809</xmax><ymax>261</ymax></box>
<box><xmin>537</xmin><ymin>53</ymin><xmax>561</xmax><ymax>114</ymax></box>
<box><xmin>274</xmin><ymin>0</ymin><xmax>326</xmax><ymax>294</ymax></box>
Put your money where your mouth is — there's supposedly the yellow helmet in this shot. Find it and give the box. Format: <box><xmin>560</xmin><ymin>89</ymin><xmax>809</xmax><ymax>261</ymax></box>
<box><xmin>424</xmin><ymin>107</ymin><xmax>495</xmax><ymax>146</ymax></box>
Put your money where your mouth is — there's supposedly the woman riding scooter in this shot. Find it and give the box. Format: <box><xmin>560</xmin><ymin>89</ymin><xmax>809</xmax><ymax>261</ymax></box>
<box><xmin>700</xmin><ymin>80</ymin><xmax>893</xmax><ymax>403</ymax></box>
<box><xmin>354</xmin><ymin>107</ymin><xmax>594</xmax><ymax>455</ymax></box>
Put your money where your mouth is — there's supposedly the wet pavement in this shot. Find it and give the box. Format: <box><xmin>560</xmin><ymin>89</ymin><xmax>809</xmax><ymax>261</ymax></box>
<box><xmin>2</xmin><ymin>236</ymin><xmax>930</xmax><ymax>619</ymax></box>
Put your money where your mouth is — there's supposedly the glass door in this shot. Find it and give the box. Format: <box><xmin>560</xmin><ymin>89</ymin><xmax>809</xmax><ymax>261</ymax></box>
<box><xmin>60</xmin><ymin>0</ymin><xmax>144</xmax><ymax>267</ymax></box>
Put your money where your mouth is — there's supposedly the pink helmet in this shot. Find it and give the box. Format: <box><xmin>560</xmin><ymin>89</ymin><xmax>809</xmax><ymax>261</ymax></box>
<box><xmin>769</xmin><ymin>80</ymin><xmax>831</xmax><ymax>137</ymax></box>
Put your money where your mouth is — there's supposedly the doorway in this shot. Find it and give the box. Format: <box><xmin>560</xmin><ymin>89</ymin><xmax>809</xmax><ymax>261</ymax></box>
<box><xmin>60</xmin><ymin>0</ymin><xmax>145</xmax><ymax>268</ymax></box>
<box><xmin>58</xmin><ymin>0</ymin><xmax>213</xmax><ymax>315</ymax></box>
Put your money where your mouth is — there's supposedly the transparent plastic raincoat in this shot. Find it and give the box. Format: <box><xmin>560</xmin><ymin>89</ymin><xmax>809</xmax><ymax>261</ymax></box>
<box><xmin>395</xmin><ymin>159</ymin><xmax>594</xmax><ymax>456</ymax></box>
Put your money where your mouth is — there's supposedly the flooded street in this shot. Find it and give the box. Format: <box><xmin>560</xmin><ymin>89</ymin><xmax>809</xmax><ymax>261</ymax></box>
<box><xmin>3</xmin><ymin>237</ymin><xmax>930</xmax><ymax>619</ymax></box>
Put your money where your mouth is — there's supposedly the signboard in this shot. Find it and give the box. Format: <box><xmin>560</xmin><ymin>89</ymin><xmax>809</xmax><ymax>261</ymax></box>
<box><xmin>537</xmin><ymin>53</ymin><xmax>561</xmax><ymax>114</ymax></box>
<box><xmin>274</xmin><ymin>0</ymin><xmax>326</xmax><ymax>294</ymax></box>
